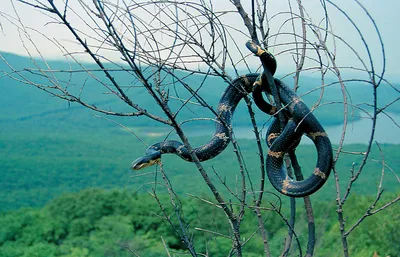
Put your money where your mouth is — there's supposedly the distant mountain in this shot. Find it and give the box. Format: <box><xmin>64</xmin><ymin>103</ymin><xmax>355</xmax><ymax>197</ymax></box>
<box><xmin>1</xmin><ymin>51</ymin><xmax>399</xmax><ymax>134</ymax></box>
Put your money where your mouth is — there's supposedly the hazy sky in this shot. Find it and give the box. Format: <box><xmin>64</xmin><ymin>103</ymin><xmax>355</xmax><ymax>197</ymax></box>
<box><xmin>1</xmin><ymin>0</ymin><xmax>399</xmax><ymax>80</ymax></box>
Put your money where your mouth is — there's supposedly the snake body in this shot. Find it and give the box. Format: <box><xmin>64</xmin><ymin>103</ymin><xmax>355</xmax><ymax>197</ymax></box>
<box><xmin>254</xmin><ymin>75</ymin><xmax>333</xmax><ymax>197</ymax></box>
<box><xmin>246</xmin><ymin>41</ymin><xmax>332</xmax><ymax>197</ymax></box>
<box><xmin>131</xmin><ymin>73</ymin><xmax>261</xmax><ymax>170</ymax></box>
<box><xmin>131</xmin><ymin>42</ymin><xmax>333</xmax><ymax>197</ymax></box>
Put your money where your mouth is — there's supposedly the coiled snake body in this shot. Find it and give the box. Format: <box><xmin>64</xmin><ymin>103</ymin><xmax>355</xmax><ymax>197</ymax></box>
<box><xmin>131</xmin><ymin>43</ymin><xmax>333</xmax><ymax>197</ymax></box>
<box><xmin>254</xmin><ymin>76</ymin><xmax>333</xmax><ymax>197</ymax></box>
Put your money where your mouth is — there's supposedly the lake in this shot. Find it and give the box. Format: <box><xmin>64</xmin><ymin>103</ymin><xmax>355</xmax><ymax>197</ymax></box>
<box><xmin>182</xmin><ymin>112</ymin><xmax>400</xmax><ymax>145</ymax></box>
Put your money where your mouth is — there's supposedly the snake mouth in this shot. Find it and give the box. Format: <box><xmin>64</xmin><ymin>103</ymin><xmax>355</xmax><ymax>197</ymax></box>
<box><xmin>131</xmin><ymin>151</ymin><xmax>162</xmax><ymax>170</ymax></box>
<box><xmin>131</xmin><ymin>158</ymin><xmax>161</xmax><ymax>170</ymax></box>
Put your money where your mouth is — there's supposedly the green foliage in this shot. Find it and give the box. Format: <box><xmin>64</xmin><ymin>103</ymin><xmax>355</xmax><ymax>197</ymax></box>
<box><xmin>0</xmin><ymin>189</ymin><xmax>172</xmax><ymax>257</ymax></box>
<box><xmin>0</xmin><ymin>189</ymin><xmax>398</xmax><ymax>256</ymax></box>
<box><xmin>345</xmin><ymin>196</ymin><xmax>400</xmax><ymax>257</ymax></box>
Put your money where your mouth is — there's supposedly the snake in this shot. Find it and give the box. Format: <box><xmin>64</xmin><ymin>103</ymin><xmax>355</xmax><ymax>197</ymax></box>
<box><xmin>131</xmin><ymin>72</ymin><xmax>263</xmax><ymax>170</ymax></box>
<box><xmin>247</xmin><ymin>41</ymin><xmax>333</xmax><ymax>197</ymax></box>
<box><xmin>131</xmin><ymin>42</ymin><xmax>333</xmax><ymax>197</ymax></box>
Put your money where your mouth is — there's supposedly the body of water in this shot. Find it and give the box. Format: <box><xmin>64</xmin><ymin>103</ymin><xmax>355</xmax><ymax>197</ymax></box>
<box><xmin>182</xmin><ymin>113</ymin><xmax>400</xmax><ymax>145</ymax></box>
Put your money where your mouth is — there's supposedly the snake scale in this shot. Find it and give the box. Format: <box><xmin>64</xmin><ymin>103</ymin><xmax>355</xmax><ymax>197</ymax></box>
<box><xmin>131</xmin><ymin>42</ymin><xmax>333</xmax><ymax>197</ymax></box>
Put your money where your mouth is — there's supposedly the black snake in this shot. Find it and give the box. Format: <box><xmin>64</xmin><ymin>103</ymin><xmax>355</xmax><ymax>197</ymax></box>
<box><xmin>131</xmin><ymin>42</ymin><xmax>333</xmax><ymax>197</ymax></box>
<box><xmin>131</xmin><ymin>73</ymin><xmax>262</xmax><ymax>169</ymax></box>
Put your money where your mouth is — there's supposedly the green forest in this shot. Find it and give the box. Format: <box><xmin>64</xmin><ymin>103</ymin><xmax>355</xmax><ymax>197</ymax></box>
<box><xmin>1</xmin><ymin>128</ymin><xmax>400</xmax><ymax>211</ymax></box>
<box><xmin>1</xmin><ymin>127</ymin><xmax>399</xmax><ymax>256</ymax></box>
<box><xmin>0</xmin><ymin>189</ymin><xmax>399</xmax><ymax>257</ymax></box>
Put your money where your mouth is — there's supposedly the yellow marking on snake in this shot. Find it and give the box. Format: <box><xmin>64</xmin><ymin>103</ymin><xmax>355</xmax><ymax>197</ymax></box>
<box><xmin>309</xmin><ymin>131</ymin><xmax>328</xmax><ymax>140</ymax></box>
<box><xmin>255</xmin><ymin>46</ymin><xmax>266</xmax><ymax>56</ymax></box>
<box><xmin>219</xmin><ymin>104</ymin><xmax>231</xmax><ymax>113</ymax></box>
<box><xmin>313</xmin><ymin>167</ymin><xmax>326</xmax><ymax>179</ymax></box>
<box><xmin>268</xmin><ymin>150</ymin><xmax>285</xmax><ymax>158</ymax></box>
<box><xmin>136</xmin><ymin>158</ymin><xmax>161</xmax><ymax>170</ymax></box>
<box><xmin>215</xmin><ymin>133</ymin><xmax>229</xmax><ymax>141</ymax></box>
<box><xmin>267</xmin><ymin>133</ymin><xmax>280</xmax><ymax>145</ymax></box>
<box><xmin>281</xmin><ymin>179</ymin><xmax>291</xmax><ymax>194</ymax></box>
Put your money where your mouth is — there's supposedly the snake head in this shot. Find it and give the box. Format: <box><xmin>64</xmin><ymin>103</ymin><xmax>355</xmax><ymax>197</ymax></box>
<box><xmin>246</xmin><ymin>40</ymin><xmax>265</xmax><ymax>56</ymax></box>
<box><xmin>131</xmin><ymin>151</ymin><xmax>161</xmax><ymax>170</ymax></box>
<box><xmin>246</xmin><ymin>40</ymin><xmax>277</xmax><ymax>76</ymax></box>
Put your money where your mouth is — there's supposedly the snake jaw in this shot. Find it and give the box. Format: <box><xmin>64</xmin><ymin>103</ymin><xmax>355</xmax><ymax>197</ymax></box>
<box><xmin>131</xmin><ymin>151</ymin><xmax>161</xmax><ymax>170</ymax></box>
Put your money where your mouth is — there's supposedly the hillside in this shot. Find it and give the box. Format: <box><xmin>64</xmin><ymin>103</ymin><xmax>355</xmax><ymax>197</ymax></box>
<box><xmin>0</xmin><ymin>188</ymin><xmax>398</xmax><ymax>257</ymax></box>
<box><xmin>2</xmin><ymin>51</ymin><xmax>400</xmax><ymax>134</ymax></box>
<box><xmin>1</xmin><ymin>126</ymin><xmax>399</xmax><ymax>211</ymax></box>
<box><xmin>1</xmin><ymin>51</ymin><xmax>400</xmax><ymax>211</ymax></box>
